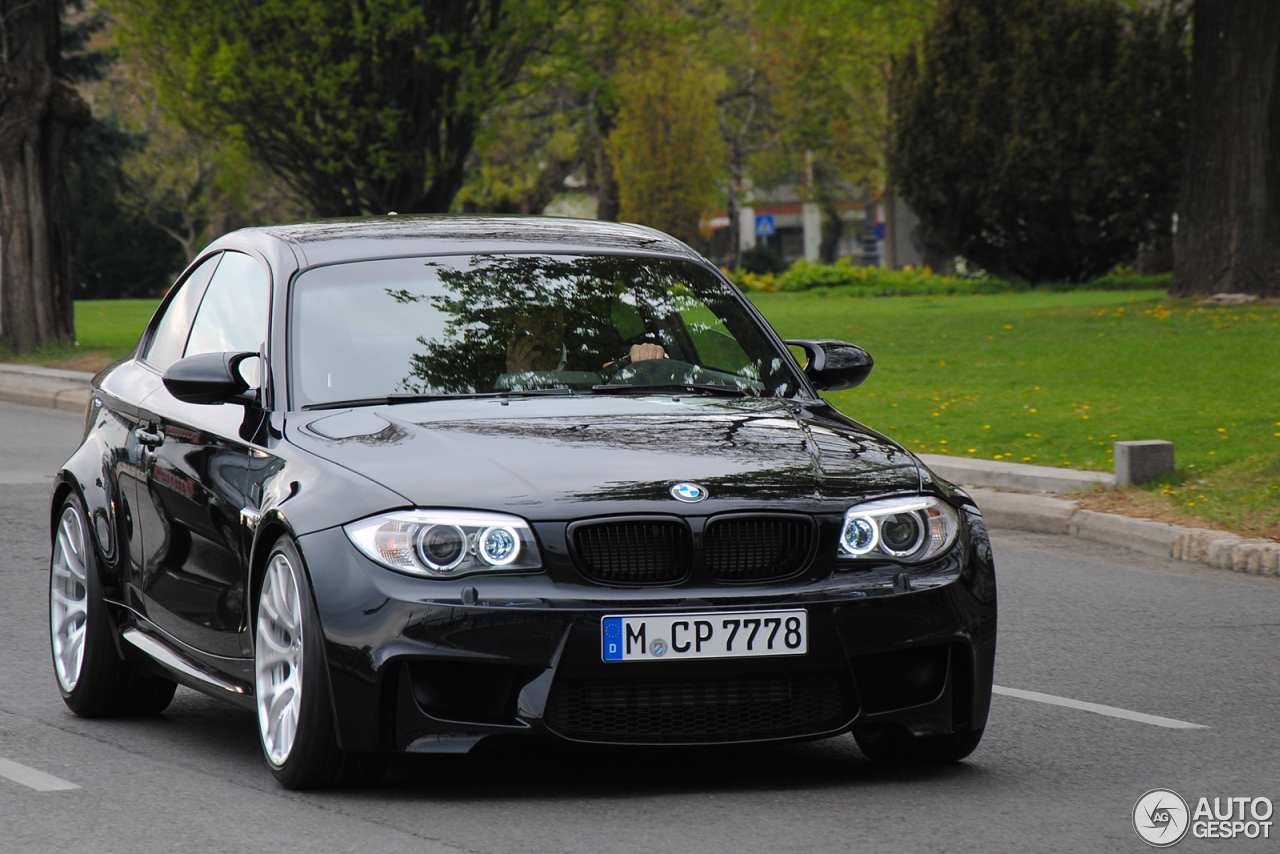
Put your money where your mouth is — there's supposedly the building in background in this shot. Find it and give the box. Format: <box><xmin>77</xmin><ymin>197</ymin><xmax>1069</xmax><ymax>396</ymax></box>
<box><xmin>705</xmin><ymin>186</ymin><xmax>927</xmax><ymax>270</ymax></box>
<box><xmin>542</xmin><ymin>186</ymin><xmax>931</xmax><ymax>271</ymax></box>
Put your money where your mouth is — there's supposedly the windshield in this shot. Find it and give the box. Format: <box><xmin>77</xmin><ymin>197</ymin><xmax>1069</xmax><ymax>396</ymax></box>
<box><xmin>290</xmin><ymin>254</ymin><xmax>800</xmax><ymax>407</ymax></box>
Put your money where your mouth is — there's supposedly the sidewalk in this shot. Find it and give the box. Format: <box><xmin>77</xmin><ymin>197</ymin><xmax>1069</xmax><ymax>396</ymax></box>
<box><xmin>0</xmin><ymin>364</ymin><xmax>94</xmax><ymax>413</ymax></box>
<box><xmin>3</xmin><ymin>362</ymin><xmax>1275</xmax><ymax>578</ymax></box>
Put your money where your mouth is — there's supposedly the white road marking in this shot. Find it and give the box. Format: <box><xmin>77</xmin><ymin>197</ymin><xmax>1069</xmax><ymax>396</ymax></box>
<box><xmin>993</xmin><ymin>685</ymin><xmax>1209</xmax><ymax>730</ymax></box>
<box><xmin>0</xmin><ymin>758</ymin><xmax>80</xmax><ymax>791</ymax></box>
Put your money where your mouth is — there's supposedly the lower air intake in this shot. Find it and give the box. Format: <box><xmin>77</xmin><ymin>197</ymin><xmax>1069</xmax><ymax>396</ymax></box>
<box><xmin>544</xmin><ymin>672</ymin><xmax>851</xmax><ymax>743</ymax></box>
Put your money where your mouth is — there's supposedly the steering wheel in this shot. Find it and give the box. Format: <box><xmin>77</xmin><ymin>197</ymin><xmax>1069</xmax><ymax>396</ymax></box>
<box><xmin>598</xmin><ymin>352</ymin><xmax>633</xmax><ymax>384</ymax></box>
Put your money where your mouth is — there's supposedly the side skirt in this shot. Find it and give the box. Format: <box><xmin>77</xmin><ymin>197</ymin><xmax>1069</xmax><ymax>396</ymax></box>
<box><xmin>120</xmin><ymin>627</ymin><xmax>255</xmax><ymax>710</ymax></box>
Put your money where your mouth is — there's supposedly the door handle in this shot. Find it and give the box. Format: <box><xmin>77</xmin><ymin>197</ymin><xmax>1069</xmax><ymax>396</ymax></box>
<box><xmin>134</xmin><ymin>427</ymin><xmax>165</xmax><ymax>448</ymax></box>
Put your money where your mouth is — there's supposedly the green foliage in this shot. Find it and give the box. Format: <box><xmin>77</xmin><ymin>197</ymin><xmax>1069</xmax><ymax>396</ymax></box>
<box><xmin>62</xmin><ymin>8</ymin><xmax>186</xmax><ymax>298</ymax></box>
<box><xmin>114</xmin><ymin>0</ymin><xmax>568</xmax><ymax>217</ymax></box>
<box><xmin>67</xmin><ymin>117</ymin><xmax>187</xmax><ymax>298</ymax></box>
<box><xmin>891</xmin><ymin>0</ymin><xmax>1189</xmax><ymax>283</ymax></box>
<box><xmin>752</xmin><ymin>0</ymin><xmax>936</xmax><ymax>260</ymax></box>
<box><xmin>739</xmin><ymin>244</ymin><xmax>788</xmax><ymax>275</ymax></box>
<box><xmin>726</xmin><ymin>258</ymin><xmax>1170</xmax><ymax>295</ymax></box>
<box><xmin>608</xmin><ymin>42</ymin><xmax>725</xmax><ymax>246</ymax></box>
<box><xmin>455</xmin><ymin>94</ymin><xmax>583</xmax><ymax>214</ymax></box>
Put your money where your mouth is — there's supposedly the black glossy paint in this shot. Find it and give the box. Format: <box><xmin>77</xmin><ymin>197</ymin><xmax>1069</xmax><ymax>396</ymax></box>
<box><xmin>51</xmin><ymin>216</ymin><xmax>996</xmax><ymax>752</ymax></box>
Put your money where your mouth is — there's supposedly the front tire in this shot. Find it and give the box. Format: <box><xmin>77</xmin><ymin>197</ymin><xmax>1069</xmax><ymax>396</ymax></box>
<box><xmin>853</xmin><ymin>725</ymin><xmax>985</xmax><ymax>764</ymax></box>
<box><xmin>50</xmin><ymin>492</ymin><xmax>176</xmax><ymax>717</ymax></box>
<box><xmin>254</xmin><ymin>536</ymin><xmax>385</xmax><ymax>789</ymax></box>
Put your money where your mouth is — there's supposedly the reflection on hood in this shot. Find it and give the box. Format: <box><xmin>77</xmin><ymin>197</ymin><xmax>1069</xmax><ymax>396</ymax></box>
<box><xmin>290</xmin><ymin>397</ymin><xmax>920</xmax><ymax>518</ymax></box>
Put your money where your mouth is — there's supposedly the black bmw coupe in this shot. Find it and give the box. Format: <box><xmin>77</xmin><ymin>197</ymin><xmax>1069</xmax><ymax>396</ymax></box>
<box><xmin>49</xmin><ymin>217</ymin><xmax>996</xmax><ymax>789</ymax></box>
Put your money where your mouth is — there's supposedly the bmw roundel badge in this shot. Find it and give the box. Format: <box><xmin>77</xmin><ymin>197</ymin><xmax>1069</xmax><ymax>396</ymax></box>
<box><xmin>670</xmin><ymin>482</ymin><xmax>708</xmax><ymax>503</ymax></box>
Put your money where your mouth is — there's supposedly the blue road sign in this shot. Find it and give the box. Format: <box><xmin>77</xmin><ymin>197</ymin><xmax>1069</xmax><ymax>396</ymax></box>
<box><xmin>754</xmin><ymin>214</ymin><xmax>775</xmax><ymax>237</ymax></box>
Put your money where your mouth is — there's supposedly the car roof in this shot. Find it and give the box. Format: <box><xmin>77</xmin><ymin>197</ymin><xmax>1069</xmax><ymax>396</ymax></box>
<box><xmin>223</xmin><ymin>215</ymin><xmax>704</xmax><ymax>269</ymax></box>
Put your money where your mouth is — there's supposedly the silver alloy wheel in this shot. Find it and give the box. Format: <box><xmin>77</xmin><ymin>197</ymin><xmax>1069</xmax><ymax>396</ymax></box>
<box><xmin>50</xmin><ymin>505</ymin><xmax>90</xmax><ymax>693</ymax></box>
<box><xmin>255</xmin><ymin>552</ymin><xmax>304</xmax><ymax>767</ymax></box>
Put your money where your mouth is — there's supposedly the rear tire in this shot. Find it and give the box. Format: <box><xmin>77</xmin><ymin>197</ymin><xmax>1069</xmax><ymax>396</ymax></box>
<box><xmin>853</xmin><ymin>725</ymin><xmax>985</xmax><ymax>765</ymax></box>
<box><xmin>254</xmin><ymin>535</ymin><xmax>387</xmax><ymax>790</ymax></box>
<box><xmin>50</xmin><ymin>492</ymin><xmax>177</xmax><ymax>717</ymax></box>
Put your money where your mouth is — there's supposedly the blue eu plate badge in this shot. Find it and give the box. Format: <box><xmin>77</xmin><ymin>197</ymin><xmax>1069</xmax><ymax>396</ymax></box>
<box><xmin>602</xmin><ymin>617</ymin><xmax>624</xmax><ymax>661</ymax></box>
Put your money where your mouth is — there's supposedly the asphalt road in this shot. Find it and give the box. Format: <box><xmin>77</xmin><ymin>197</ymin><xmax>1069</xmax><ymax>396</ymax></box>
<box><xmin>1</xmin><ymin>399</ymin><xmax>1276</xmax><ymax>853</ymax></box>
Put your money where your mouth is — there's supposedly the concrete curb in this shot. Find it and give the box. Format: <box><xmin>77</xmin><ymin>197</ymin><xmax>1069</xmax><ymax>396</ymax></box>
<box><xmin>0</xmin><ymin>364</ymin><xmax>94</xmax><ymax>413</ymax></box>
<box><xmin>3</xmin><ymin>362</ymin><xmax>1276</xmax><ymax>579</ymax></box>
<box><xmin>920</xmin><ymin>453</ymin><xmax>1115</xmax><ymax>493</ymax></box>
<box><xmin>969</xmin><ymin>488</ymin><xmax>1279</xmax><ymax>579</ymax></box>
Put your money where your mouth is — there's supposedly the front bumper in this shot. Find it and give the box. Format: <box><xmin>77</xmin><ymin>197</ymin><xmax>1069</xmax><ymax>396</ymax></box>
<box><xmin>299</xmin><ymin>508</ymin><xmax>997</xmax><ymax>752</ymax></box>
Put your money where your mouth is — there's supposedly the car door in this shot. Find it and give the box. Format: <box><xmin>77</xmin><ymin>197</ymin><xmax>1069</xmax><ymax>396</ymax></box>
<box><xmin>105</xmin><ymin>252</ymin><xmax>223</xmax><ymax>612</ymax></box>
<box><xmin>135</xmin><ymin>250</ymin><xmax>269</xmax><ymax>658</ymax></box>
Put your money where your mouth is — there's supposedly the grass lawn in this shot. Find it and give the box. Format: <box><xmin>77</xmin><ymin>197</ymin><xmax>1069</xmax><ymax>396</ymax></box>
<box><xmin>754</xmin><ymin>289</ymin><xmax>1280</xmax><ymax>539</ymax></box>
<box><xmin>0</xmin><ymin>299</ymin><xmax>158</xmax><ymax>373</ymax></box>
<box><xmin>2</xmin><ymin>291</ymin><xmax>1277</xmax><ymax>538</ymax></box>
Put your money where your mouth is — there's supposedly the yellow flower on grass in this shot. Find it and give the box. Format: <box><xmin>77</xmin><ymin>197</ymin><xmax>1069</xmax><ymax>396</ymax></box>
<box><xmin>968</xmin><ymin>448</ymin><xmax>976</xmax><ymax>453</ymax></box>
<box><xmin>1029</xmin><ymin>408</ymin><xmax>1038</xmax><ymax>413</ymax></box>
<box><xmin>984</xmin><ymin>424</ymin><xmax>991</xmax><ymax>429</ymax></box>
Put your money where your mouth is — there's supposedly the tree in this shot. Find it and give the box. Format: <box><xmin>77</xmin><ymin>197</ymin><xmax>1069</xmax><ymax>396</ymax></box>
<box><xmin>607</xmin><ymin>44</ymin><xmax>725</xmax><ymax>247</ymax></box>
<box><xmin>0</xmin><ymin>0</ymin><xmax>89</xmax><ymax>351</ymax></box>
<box><xmin>891</xmin><ymin>0</ymin><xmax>1189</xmax><ymax>282</ymax></box>
<box><xmin>454</xmin><ymin>75</ymin><xmax>586</xmax><ymax>216</ymax></box>
<box><xmin>63</xmin><ymin>6</ymin><xmax>187</xmax><ymax>299</ymax></box>
<box><xmin>67</xmin><ymin>116</ymin><xmax>187</xmax><ymax>298</ymax></box>
<box><xmin>757</xmin><ymin>0</ymin><xmax>936</xmax><ymax>264</ymax></box>
<box><xmin>114</xmin><ymin>0</ymin><xmax>569</xmax><ymax>218</ymax></box>
<box><xmin>1171</xmin><ymin>0</ymin><xmax>1280</xmax><ymax>297</ymax></box>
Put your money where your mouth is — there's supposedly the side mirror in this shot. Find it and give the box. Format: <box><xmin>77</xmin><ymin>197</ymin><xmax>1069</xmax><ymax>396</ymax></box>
<box><xmin>785</xmin><ymin>339</ymin><xmax>873</xmax><ymax>391</ymax></box>
<box><xmin>163</xmin><ymin>351</ymin><xmax>260</xmax><ymax>405</ymax></box>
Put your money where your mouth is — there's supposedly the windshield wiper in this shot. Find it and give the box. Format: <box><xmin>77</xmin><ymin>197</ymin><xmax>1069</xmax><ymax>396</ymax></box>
<box><xmin>301</xmin><ymin>389</ymin><xmax>578</xmax><ymax>411</ymax></box>
<box><xmin>589</xmin><ymin>383</ymin><xmax>753</xmax><ymax>398</ymax></box>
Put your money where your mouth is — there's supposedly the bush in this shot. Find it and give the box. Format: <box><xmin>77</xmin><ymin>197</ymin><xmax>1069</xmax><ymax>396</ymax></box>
<box><xmin>739</xmin><ymin>244</ymin><xmax>788</xmax><ymax>275</ymax></box>
<box><xmin>891</xmin><ymin>0</ymin><xmax>1189</xmax><ymax>283</ymax></box>
<box><xmin>725</xmin><ymin>258</ymin><xmax>1169</xmax><ymax>296</ymax></box>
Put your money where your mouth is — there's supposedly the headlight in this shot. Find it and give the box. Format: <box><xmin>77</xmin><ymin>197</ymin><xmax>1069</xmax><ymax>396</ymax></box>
<box><xmin>345</xmin><ymin>510</ymin><xmax>542</xmax><ymax>578</ymax></box>
<box><xmin>838</xmin><ymin>496</ymin><xmax>959</xmax><ymax>564</ymax></box>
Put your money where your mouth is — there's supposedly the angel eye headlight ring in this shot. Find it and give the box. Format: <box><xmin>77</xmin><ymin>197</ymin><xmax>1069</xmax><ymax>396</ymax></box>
<box><xmin>839</xmin><ymin>496</ymin><xmax>959</xmax><ymax>563</ymax></box>
<box><xmin>345</xmin><ymin>510</ymin><xmax>541</xmax><ymax>578</ymax></box>
<box><xmin>478</xmin><ymin>526</ymin><xmax>520</xmax><ymax>566</ymax></box>
<box><xmin>416</xmin><ymin>524</ymin><xmax>467</xmax><ymax>572</ymax></box>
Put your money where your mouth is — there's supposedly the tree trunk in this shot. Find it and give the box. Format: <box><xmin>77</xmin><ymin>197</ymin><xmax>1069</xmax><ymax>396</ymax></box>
<box><xmin>593</xmin><ymin>97</ymin><xmax>620</xmax><ymax>222</ymax></box>
<box><xmin>0</xmin><ymin>0</ymin><xmax>88</xmax><ymax>352</ymax></box>
<box><xmin>1171</xmin><ymin>0</ymin><xmax>1280</xmax><ymax>297</ymax></box>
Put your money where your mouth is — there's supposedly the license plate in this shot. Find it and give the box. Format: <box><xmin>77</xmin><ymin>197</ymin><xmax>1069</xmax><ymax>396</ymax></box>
<box><xmin>601</xmin><ymin>609</ymin><xmax>807</xmax><ymax>662</ymax></box>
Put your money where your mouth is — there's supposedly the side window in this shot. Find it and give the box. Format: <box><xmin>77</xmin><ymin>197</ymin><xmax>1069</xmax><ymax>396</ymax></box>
<box><xmin>144</xmin><ymin>253</ymin><xmax>221</xmax><ymax>371</ymax></box>
<box><xmin>185</xmin><ymin>251</ymin><xmax>270</xmax><ymax>360</ymax></box>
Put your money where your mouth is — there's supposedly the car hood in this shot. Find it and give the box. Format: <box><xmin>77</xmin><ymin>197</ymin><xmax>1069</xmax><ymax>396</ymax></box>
<box><xmin>285</xmin><ymin>396</ymin><xmax>921</xmax><ymax>520</ymax></box>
